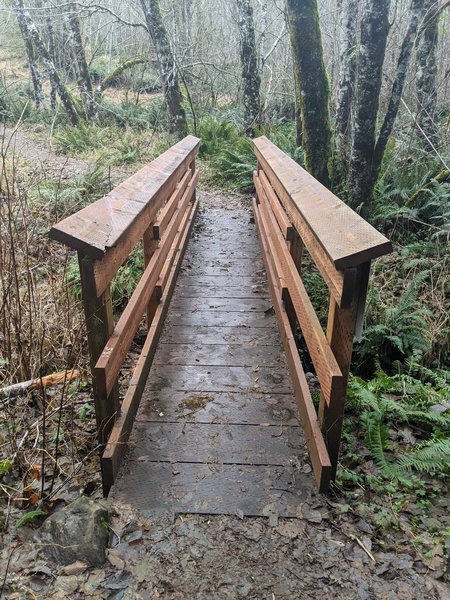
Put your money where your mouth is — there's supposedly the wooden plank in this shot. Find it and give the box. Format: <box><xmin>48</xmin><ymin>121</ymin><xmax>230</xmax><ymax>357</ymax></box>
<box><xmin>174</xmin><ymin>282</ymin><xmax>269</xmax><ymax>299</ymax></box>
<box><xmin>102</xmin><ymin>199</ymin><xmax>199</xmax><ymax>484</ymax></box>
<box><xmin>183</xmin><ymin>257</ymin><xmax>265</xmax><ymax>270</ymax></box>
<box><xmin>111</xmin><ymin>462</ymin><xmax>314</xmax><ymax>517</ymax></box>
<box><xmin>179</xmin><ymin>262</ymin><xmax>264</xmax><ymax>277</ymax></box>
<box><xmin>253</xmin><ymin>199</ymin><xmax>332</xmax><ymax>492</ymax></box>
<box><xmin>256</xmin><ymin>165</ymin><xmax>354</xmax><ymax>309</ymax></box>
<box><xmin>95</xmin><ymin>172</ymin><xmax>198</xmax><ymax>398</ymax></box>
<box><xmin>255</xmin><ymin>171</ymin><xmax>294</xmax><ymax>242</ymax></box>
<box><xmin>176</xmin><ymin>274</ymin><xmax>267</xmax><ymax>286</ymax></box>
<box><xmin>155</xmin><ymin>192</ymin><xmax>200</xmax><ymax>301</ymax></box>
<box><xmin>49</xmin><ymin>136</ymin><xmax>200</xmax><ymax>258</ymax></box>
<box><xmin>137</xmin><ymin>390</ymin><xmax>299</xmax><ymax>425</ymax></box>
<box><xmin>253</xmin><ymin>136</ymin><xmax>392</xmax><ymax>269</ymax></box>
<box><xmin>128</xmin><ymin>422</ymin><xmax>303</xmax><ymax>466</ymax></box>
<box><xmin>165</xmin><ymin>311</ymin><xmax>281</xmax><ymax>328</ymax></box>
<box><xmin>188</xmin><ymin>244</ymin><xmax>262</xmax><ymax>259</ymax></box>
<box><xmin>163</xmin><ymin>325</ymin><xmax>281</xmax><ymax>345</ymax></box>
<box><xmin>169</xmin><ymin>297</ymin><xmax>273</xmax><ymax>313</ymax></box>
<box><xmin>153</xmin><ymin>168</ymin><xmax>192</xmax><ymax>240</ymax></box>
<box><xmin>146</xmin><ymin>364</ymin><xmax>293</xmax><ymax>395</ymax></box>
<box><xmin>155</xmin><ymin>343</ymin><xmax>284</xmax><ymax>367</ymax></box>
<box><xmin>258</xmin><ymin>196</ymin><xmax>344</xmax><ymax>407</ymax></box>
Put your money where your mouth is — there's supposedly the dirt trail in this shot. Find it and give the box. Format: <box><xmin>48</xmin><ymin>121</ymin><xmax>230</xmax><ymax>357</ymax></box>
<box><xmin>1</xmin><ymin>126</ymin><xmax>90</xmax><ymax>177</ymax></box>
<box><xmin>0</xmin><ymin>129</ymin><xmax>447</xmax><ymax>599</ymax></box>
<box><xmin>1</xmin><ymin>126</ymin><xmax>133</xmax><ymax>184</ymax></box>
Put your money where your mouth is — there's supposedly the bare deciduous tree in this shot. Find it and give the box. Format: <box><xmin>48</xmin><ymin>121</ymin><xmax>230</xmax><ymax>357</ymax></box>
<box><xmin>416</xmin><ymin>0</ymin><xmax>439</xmax><ymax>149</ymax></box>
<box><xmin>140</xmin><ymin>0</ymin><xmax>188</xmax><ymax>137</ymax></box>
<box><xmin>12</xmin><ymin>0</ymin><xmax>79</xmax><ymax>125</ymax></box>
<box><xmin>236</xmin><ymin>0</ymin><xmax>261</xmax><ymax>136</ymax></box>
<box><xmin>68</xmin><ymin>2</ymin><xmax>96</xmax><ymax>119</ymax></box>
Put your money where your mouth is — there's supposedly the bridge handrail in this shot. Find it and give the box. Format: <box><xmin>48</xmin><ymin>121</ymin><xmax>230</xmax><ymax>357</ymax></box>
<box><xmin>49</xmin><ymin>136</ymin><xmax>200</xmax><ymax>490</ymax></box>
<box><xmin>253</xmin><ymin>136</ymin><xmax>392</xmax><ymax>492</ymax></box>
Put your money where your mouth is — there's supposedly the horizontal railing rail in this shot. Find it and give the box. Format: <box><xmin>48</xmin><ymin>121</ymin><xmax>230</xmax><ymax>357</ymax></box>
<box><xmin>253</xmin><ymin>136</ymin><xmax>392</xmax><ymax>492</ymax></box>
<box><xmin>49</xmin><ymin>135</ymin><xmax>200</xmax><ymax>490</ymax></box>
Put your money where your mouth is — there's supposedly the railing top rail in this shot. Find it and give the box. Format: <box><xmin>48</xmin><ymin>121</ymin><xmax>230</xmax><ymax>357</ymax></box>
<box><xmin>49</xmin><ymin>135</ymin><xmax>200</xmax><ymax>259</ymax></box>
<box><xmin>253</xmin><ymin>136</ymin><xmax>392</xmax><ymax>270</ymax></box>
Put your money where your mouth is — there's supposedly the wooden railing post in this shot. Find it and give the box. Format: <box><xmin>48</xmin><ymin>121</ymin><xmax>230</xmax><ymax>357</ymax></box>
<box><xmin>319</xmin><ymin>262</ymin><xmax>371</xmax><ymax>478</ymax></box>
<box><xmin>78</xmin><ymin>253</ymin><xmax>120</xmax><ymax>475</ymax></box>
<box><xmin>143</xmin><ymin>224</ymin><xmax>159</xmax><ymax>328</ymax></box>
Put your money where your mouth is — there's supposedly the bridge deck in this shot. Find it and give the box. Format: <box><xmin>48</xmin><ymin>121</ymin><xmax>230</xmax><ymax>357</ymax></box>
<box><xmin>111</xmin><ymin>195</ymin><xmax>316</xmax><ymax>516</ymax></box>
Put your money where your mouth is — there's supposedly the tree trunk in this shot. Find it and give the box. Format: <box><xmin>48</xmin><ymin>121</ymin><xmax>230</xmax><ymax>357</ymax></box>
<box><xmin>179</xmin><ymin>0</ymin><xmax>193</xmax><ymax>67</ymax></box>
<box><xmin>236</xmin><ymin>0</ymin><xmax>261</xmax><ymax>136</ymax></box>
<box><xmin>15</xmin><ymin>8</ymin><xmax>45</xmax><ymax>108</ymax></box>
<box><xmin>68</xmin><ymin>2</ymin><xmax>96</xmax><ymax>119</ymax></box>
<box><xmin>416</xmin><ymin>0</ymin><xmax>439</xmax><ymax>149</ymax></box>
<box><xmin>140</xmin><ymin>0</ymin><xmax>188</xmax><ymax>138</ymax></box>
<box><xmin>285</xmin><ymin>0</ymin><xmax>332</xmax><ymax>186</ymax></box>
<box><xmin>373</xmin><ymin>0</ymin><xmax>424</xmax><ymax>170</ymax></box>
<box><xmin>348</xmin><ymin>0</ymin><xmax>390</xmax><ymax>213</ymax></box>
<box><xmin>12</xmin><ymin>0</ymin><xmax>79</xmax><ymax>125</ymax></box>
<box><xmin>334</xmin><ymin>0</ymin><xmax>359</xmax><ymax>159</ymax></box>
<box><xmin>46</xmin><ymin>14</ymin><xmax>57</xmax><ymax>109</ymax></box>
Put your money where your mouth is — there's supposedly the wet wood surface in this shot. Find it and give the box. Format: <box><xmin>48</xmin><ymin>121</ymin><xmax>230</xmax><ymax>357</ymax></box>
<box><xmin>254</xmin><ymin>136</ymin><xmax>392</xmax><ymax>269</ymax></box>
<box><xmin>111</xmin><ymin>202</ymin><xmax>314</xmax><ymax>515</ymax></box>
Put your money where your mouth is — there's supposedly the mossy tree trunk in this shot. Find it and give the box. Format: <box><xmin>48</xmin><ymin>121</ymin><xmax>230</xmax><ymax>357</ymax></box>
<box><xmin>285</xmin><ymin>0</ymin><xmax>332</xmax><ymax>186</ymax></box>
<box><xmin>140</xmin><ymin>0</ymin><xmax>188</xmax><ymax>138</ymax></box>
<box><xmin>236</xmin><ymin>0</ymin><xmax>261</xmax><ymax>137</ymax></box>
<box><xmin>334</xmin><ymin>0</ymin><xmax>359</xmax><ymax>161</ymax></box>
<box><xmin>68</xmin><ymin>2</ymin><xmax>96</xmax><ymax>119</ymax></box>
<box><xmin>349</xmin><ymin>0</ymin><xmax>423</xmax><ymax>215</ymax></box>
<box><xmin>416</xmin><ymin>0</ymin><xmax>439</xmax><ymax>150</ymax></box>
<box><xmin>15</xmin><ymin>6</ymin><xmax>44</xmax><ymax>108</ymax></box>
<box><xmin>12</xmin><ymin>0</ymin><xmax>79</xmax><ymax>125</ymax></box>
<box><xmin>347</xmin><ymin>0</ymin><xmax>391</xmax><ymax>213</ymax></box>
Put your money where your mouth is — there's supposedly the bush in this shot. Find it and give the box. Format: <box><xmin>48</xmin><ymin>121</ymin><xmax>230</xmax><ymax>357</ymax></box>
<box><xmin>0</xmin><ymin>79</ymin><xmax>32</xmax><ymax>123</ymax></box>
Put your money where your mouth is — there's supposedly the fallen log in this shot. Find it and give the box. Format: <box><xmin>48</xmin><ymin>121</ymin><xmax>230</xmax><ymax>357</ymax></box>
<box><xmin>0</xmin><ymin>370</ymin><xmax>79</xmax><ymax>399</ymax></box>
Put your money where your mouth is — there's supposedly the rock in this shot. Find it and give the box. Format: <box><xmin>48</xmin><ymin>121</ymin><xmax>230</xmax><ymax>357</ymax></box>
<box><xmin>35</xmin><ymin>496</ymin><xmax>109</xmax><ymax>566</ymax></box>
<box><xmin>63</xmin><ymin>561</ymin><xmax>88</xmax><ymax>576</ymax></box>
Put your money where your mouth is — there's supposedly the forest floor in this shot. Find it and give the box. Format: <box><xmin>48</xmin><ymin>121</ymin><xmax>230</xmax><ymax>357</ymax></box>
<box><xmin>0</xmin><ymin>128</ymin><xmax>449</xmax><ymax>599</ymax></box>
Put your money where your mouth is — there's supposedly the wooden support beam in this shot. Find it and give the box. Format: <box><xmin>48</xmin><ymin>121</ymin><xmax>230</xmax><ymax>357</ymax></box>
<box><xmin>258</xmin><ymin>194</ymin><xmax>344</xmax><ymax>407</ymax></box>
<box><xmin>78</xmin><ymin>253</ymin><xmax>120</xmax><ymax>493</ymax></box>
<box><xmin>319</xmin><ymin>262</ymin><xmax>371</xmax><ymax>477</ymax></box>
<box><xmin>152</xmin><ymin>168</ymin><xmax>192</xmax><ymax>240</ymax></box>
<box><xmin>143</xmin><ymin>222</ymin><xmax>159</xmax><ymax>329</ymax></box>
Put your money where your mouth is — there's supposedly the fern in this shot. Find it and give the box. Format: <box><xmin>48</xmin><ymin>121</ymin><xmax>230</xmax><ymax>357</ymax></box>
<box><xmin>347</xmin><ymin>372</ymin><xmax>450</xmax><ymax>479</ymax></box>
<box><xmin>393</xmin><ymin>438</ymin><xmax>450</xmax><ymax>475</ymax></box>
<box><xmin>211</xmin><ymin>137</ymin><xmax>256</xmax><ymax>190</ymax></box>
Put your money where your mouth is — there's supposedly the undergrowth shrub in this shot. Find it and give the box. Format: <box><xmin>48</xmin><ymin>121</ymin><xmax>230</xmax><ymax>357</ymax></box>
<box><xmin>67</xmin><ymin>246</ymin><xmax>143</xmax><ymax>313</ymax></box>
<box><xmin>0</xmin><ymin>79</ymin><xmax>32</xmax><ymax>123</ymax></box>
<box><xmin>32</xmin><ymin>167</ymin><xmax>110</xmax><ymax>220</ymax></box>
<box><xmin>345</xmin><ymin>371</ymin><xmax>450</xmax><ymax>480</ymax></box>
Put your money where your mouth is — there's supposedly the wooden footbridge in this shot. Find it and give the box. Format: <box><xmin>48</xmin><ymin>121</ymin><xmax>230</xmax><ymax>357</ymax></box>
<box><xmin>50</xmin><ymin>136</ymin><xmax>391</xmax><ymax>515</ymax></box>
